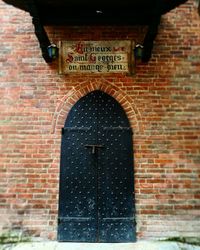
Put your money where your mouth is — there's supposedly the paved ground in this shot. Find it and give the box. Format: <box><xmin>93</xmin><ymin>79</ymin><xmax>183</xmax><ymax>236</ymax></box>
<box><xmin>1</xmin><ymin>242</ymin><xmax>200</xmax><ymax>250</ymax></box>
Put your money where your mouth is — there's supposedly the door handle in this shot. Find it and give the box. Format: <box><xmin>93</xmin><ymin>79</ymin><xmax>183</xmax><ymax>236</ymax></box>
<box><xmin>85</xmin><ymin>144</ymin><xmax>104</xmax><ymax>154</ymax></box>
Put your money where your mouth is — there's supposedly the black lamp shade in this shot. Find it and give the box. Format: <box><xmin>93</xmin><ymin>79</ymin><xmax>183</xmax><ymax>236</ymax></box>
<box><xmin>134</xmin><ymin>44</ymin><xmax>144</xmax><ymax>59</ymax></box>
<box><xmin>47</xmin><ymin>44</ymin><xmax>59</xmax><ymax>59</ymax></box>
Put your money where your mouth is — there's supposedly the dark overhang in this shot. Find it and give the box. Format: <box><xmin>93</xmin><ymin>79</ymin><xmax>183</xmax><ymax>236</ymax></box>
<box><xmin>3</xmin><ymin>0</ymin><xmax>188</xmax><ymax>62</ymax></box>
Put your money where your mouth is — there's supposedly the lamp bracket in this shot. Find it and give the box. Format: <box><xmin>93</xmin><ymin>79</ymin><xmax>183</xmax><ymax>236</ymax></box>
<box><xmin>25</xmin><ymin>0</ymin><xmax>52</xmax><ymax>62</ymax></box>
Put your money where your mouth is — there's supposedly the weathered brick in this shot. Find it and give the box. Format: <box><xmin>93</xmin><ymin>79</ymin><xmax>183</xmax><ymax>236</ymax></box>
<box><xmin>0</xmin><ymin>0</ymin><xmax>199</xmax><ymax>242</ymax></box>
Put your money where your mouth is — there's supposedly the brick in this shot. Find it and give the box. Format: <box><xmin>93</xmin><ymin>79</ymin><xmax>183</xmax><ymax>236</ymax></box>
<box><xmin>0</xmin><ymin>0</ymin><xmax>200</xmax><ymax>242</ymax></box>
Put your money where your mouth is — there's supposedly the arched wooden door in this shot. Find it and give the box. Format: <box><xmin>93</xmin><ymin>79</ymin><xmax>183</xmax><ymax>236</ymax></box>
<box><xmin>58</xmin><ymin>90</ymin><xmax>136</xmax><ymax>242</ymax></box>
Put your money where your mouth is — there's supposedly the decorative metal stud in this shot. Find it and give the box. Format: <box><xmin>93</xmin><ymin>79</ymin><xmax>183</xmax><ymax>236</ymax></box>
<box><xmin>58</xmin><ymin>90</ymin><xmax>135</xmax><ymax>242</ymax></box>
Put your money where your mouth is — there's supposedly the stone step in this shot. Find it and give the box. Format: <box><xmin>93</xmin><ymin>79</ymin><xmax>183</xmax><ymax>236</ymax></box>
<box><xmin>1</xmin><ymin>241</ymin><xmax>200</xmax><ymax>250</ymax></box>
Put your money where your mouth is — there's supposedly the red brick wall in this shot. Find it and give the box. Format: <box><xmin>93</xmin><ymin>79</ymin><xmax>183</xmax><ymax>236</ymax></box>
<box><xmin>0</xmin><ymin>0</ymin><xmax>200</xmax><ymax>241</ymax></box>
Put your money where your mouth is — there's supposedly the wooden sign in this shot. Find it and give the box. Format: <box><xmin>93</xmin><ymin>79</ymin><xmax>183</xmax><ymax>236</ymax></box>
<box><xmin>59</xmin><ymin>40</ymin><xmax>134</xmax><ymax>74</ymax></box>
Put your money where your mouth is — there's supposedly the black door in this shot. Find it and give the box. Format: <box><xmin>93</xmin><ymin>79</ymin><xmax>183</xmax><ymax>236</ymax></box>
<box><xmin>58</xmin><ymin>90</ymin><xmax>136</xmax><ymax>242</ymax></box>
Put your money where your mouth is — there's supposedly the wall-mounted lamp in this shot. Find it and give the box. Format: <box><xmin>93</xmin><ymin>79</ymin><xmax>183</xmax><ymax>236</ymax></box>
<box><xmin>134</xmin><ymin>44</ymin><xmax>144</xmax><ymax>60</ymax></box>
<box><xmin>47</xmin><ymin>44</ymin><xmax>59</xmax><ymax>60</ymax></box>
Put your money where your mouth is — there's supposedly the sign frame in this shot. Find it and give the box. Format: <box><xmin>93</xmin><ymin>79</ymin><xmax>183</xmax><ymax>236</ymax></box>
<box><xmin>58</xmin><ymin>40</ymin><xmax>135</xmax><ymax>75</ymax></box>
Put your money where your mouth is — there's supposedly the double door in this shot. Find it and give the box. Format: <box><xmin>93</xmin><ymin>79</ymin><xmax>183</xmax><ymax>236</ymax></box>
<box><xmin>58</xmin><ymin>91</ymin><xmax>135</xmax><ymax>242</ymax></box>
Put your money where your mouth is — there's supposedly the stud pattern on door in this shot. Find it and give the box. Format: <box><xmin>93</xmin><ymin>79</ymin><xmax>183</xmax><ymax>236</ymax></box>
<box><xmin>58</xmin><ymin>91</ymin><xmax>136</xmax><ymax>242</ymax></box>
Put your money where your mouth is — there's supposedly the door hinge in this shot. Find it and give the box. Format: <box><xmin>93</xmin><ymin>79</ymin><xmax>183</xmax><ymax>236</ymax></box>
<box><xmin>58</xmin><ymin>218</ymin><xmax>61</xmax><ymax>225</ymax></box>
<box><xmin>61</xmin><ymin>128</ymin><xmax>65</xmax><ymax>135</ymax></box>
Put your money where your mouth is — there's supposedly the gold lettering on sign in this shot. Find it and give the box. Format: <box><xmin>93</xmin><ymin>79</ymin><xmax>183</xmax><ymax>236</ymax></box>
<box><xmin>59</xmin><ymin>41</ymin><xmax>135</xmax><ymax>74</ymax></box>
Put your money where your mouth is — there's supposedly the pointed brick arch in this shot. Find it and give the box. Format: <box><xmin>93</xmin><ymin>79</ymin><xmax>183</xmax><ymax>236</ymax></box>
<box><xmin>52</xmin><ymin>82</ymin><xmax>143</xmax><ymax>134</ymax></box>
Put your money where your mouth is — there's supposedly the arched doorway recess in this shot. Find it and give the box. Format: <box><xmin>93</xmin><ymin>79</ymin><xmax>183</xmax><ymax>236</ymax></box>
<box><xmin>58</xmin><ymin>90</ymin><xmax>136</xmax><ymax>242</ymax></box>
